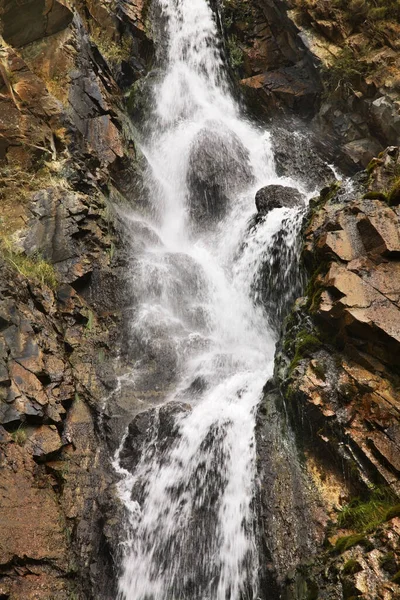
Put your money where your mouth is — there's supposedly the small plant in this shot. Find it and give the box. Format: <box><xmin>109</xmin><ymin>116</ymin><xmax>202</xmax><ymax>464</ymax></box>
<box><xmin>334</xmin><ymin>533</ymin><xmax>373</xmax><ymax>553</ymax></box>
<box><xmin>1</xmin><ymin>240</ymin><xmax>58</xmax><ymax>289</ymax></box>
<box><xmin>90</xmin><ymin>27</ymin><xmax>133</xmax><ymax>64</ymax></box>
<box><xmin>11</xmin><ymin>426</ymin><xmax>27</xmax><ymax>446</ymax></box>
<box><xmin>337</xmin><ymin>486</ymin><xmax>398</xmax><ymax>532</ymax></box>
<box><xmin>289</xmin><ymin>329</ymin><xmax>322</xmax><ymax>372</ymax></box>
<box><xmin>227</xmin><ymin>35</ymin><xmax>244</xmax><ymax>70</ymax></box>
<box><xmin>85</xmin><ymin>309</ymin><xmax>95</xmax><ymax>332</ymax></box>
<box><xmin>342</xmin><ymin>559</ymin><xmax>362</xmax><ymax>575</ymax></box>
<box><xmin>322</xmin><ymin>46</ymin><xmax>371</xmax><ymax>96</ymax></box>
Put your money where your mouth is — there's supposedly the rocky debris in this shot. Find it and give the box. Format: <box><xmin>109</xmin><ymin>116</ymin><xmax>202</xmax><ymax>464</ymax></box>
<box><xmin>187</xmin><ymin>122</ymin><xmax>254</xmax><ymax>228</ymax></box>
<box><xmin>273</xmin><ymin>147</ymin><xmax>400</xmax><ymax>597</ymax></box>
<box><xmin>255</xmin><ymin>184</ymin><xmax>304</xmax><ymax>215</ymax></box>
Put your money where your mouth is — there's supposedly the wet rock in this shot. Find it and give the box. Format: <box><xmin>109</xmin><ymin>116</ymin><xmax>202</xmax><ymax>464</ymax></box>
<box><xmin>255</xmin><ymin>184</ymin><xmax>304</xmax><ymax>215</ymax></box>
<box><xmin>271</xmin><ymin>127</ymin><xmax>336</xmax><ymax>191</ymax></box>
<box><xmin>187</xmin><ymin>122</ymin><xmax>254</xmax><ymax>228</ymax></box>
<box><xmin>119</xmin><ymin>402</ymin><xmax>191</xmax><ymax>473</ymax></box>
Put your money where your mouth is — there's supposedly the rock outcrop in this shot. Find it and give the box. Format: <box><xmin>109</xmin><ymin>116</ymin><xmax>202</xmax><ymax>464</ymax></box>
<box><xmin>255</xmin><ymin>184</ymin><xmax>304</xmax><ymax>215</ymax></box>
<box><xmin>0</xmin><ymin>1</ymin><xmax>152</xmax><ymax>597</ymax></box>
<box><xmin>222</xmin><ymin>0</ymin><xmax>400</xmax><ymax>169</ymax></box>
<box><xmin>271</xmin><ymin>147</ymin><xmax>400</xmax><ymax>598</ymax></box>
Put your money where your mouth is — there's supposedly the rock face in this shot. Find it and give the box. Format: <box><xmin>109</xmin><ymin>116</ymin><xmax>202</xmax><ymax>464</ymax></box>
<box><xmin>0</xmin><ymin>1</ymin><xmax>152</xmax><ymax>598</ymax></box>
<box><xmin>271</xmin><ymin>147</ymin><xmax>400</xmax><ymax>598</ymax></box>
<box><xmin>221</xmin><ymin>0</ymin><xmax>321</xmax><ymax>116</ymax></box>
<box><xmin>222</xmin><ymin>0</ymin><xmax>400</xmax><ymax>170</ymax></box>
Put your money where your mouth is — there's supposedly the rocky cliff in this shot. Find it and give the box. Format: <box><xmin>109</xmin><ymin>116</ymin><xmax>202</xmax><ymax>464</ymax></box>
<box><xmin>270</xmin><ymin>148</ymin><xmax>400</xmax><ymax>599</ymax></box>
<box><xmin>0</xmin><ymin>0</ymin><xmax>152</xmax><ymax>597</ymax></box>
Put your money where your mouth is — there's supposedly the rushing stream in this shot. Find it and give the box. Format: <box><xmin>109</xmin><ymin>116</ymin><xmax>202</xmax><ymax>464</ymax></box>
<box><xmin>114</xmin><ymin>0</ymin><xmax>312</xmax><ymax>598</ymax></box>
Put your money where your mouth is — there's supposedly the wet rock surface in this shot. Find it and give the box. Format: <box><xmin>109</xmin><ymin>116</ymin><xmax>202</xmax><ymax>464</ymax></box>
<box><xmin>272</xmin><ymin>147</ymin><xmax>400</xmax><ymax>598</ymax></box>
<box><xmin>187</xmin><ymin>123</ymin><xmax>254</xmax><ymax>228</ymax></box>
<box><xmin>255</xmin><ymin>184</ymin><xmax>304</xmax><ymax>215</ymax></box>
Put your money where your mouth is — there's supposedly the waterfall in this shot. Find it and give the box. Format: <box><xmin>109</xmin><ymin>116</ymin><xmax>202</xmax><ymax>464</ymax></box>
<box><xmin>114</xmin><ymin>0</ymin><xmax>312</xmax><ymax>598</ymax></box>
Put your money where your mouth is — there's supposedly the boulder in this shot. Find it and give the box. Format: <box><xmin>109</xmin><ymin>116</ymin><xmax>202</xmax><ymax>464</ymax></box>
<box><xmin>255</xmin><ymin>184</ymin><xmax>303</xmax><ymax>215</ymax></box>
<box><xmin>187</xmin><ymin>122</ymin><xmax>254</xmax><ymax>228</ymax></box>
<box><xmin>119</xmin><ymin>402</ymin><xmax>191</xmax><ymax>473</ymax></box>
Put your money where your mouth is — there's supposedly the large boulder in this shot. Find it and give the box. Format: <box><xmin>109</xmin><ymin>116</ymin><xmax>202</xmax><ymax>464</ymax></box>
<box><xmin>255</xmin><ymin>184</ymin><xmax>304</xmax><ymax>215</ymax></box>
<box><xmin>187</xmin><ymin>122</ymin><xmax>254</xmax><ymax>228</ymax></box>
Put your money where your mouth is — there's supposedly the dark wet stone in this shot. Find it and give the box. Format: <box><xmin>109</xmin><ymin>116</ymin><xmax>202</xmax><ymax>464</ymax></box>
<box><xmin>255</xmin><ymin>185</ymin><xmax>303</xmax><ymax>215</ymax></box>
<box><xmin>187</xmin><ymin>122</ymin><xmax>254</xmax><ymax>228</ymax></box>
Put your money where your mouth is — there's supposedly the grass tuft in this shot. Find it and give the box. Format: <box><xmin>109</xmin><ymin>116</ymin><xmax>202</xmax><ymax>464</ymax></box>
<box><xmin>2</xmin><ymin>240</ymin><xmax>58</xmax><ymax>289</ymax></box>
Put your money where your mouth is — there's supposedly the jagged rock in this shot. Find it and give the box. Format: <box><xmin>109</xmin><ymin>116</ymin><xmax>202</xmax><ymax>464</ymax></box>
<box><xmin>29</xmin><ymin>425</ymin><xmax>64</xmax><ymax>459</ymax></box>
<box><xmin>255</xmin><ymin>184</ymin><xmax>304</xmax><ymax>215</ymax></box>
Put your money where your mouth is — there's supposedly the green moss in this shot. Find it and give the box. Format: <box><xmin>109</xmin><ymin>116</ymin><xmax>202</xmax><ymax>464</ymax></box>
<box><xmin>362</xmin><ymin>191</ymin><xmax>387</xmax><ymax>201</ymax></box>
<box><xmin>90</xmin><ymin>28</ymin><xmax>132</xmax><ymax>64</ymax></box>
<box><xmin>392</xmin><ymin>570</ymin><xmax>400</xmax><ymax>584</ymax></box>
<box><xmin>342</xmin><ymin>559</ymin><xmax>362</xmax><ymax>575</ymax></box>
<box><xmin>306</xmin><ymin>580</ymin><xmax>319</xmax><ymax>600</ymax></box>
<box><xmin>311</xmin><ymin>360</ymin><xmax>327</xmax><ymax>381</ymax></box>
<box><xmin>290</xmin><ymin>330</ymin><xmax>322</xmax><ymax>372</ymax></box>
<box><xmin>379</xmin><ymin>552</ymin><xmax>398</xmax><ymax>574</ymax></box>
<box><xmin>366</xmin><ymin>158</ymin><xmax>383</xmax><ymax>174</ymax></box>
<box><xmin>334</xmin><ymin>533</ymin><xmax>373</xmax><ymax>554</ymax></box>
<box><xmin>388</xmin><ymin>179</ymin><xmax>400</xmax><ymax>206</ymax></box>
<box><xmin>337</xmin><ymin>486</ymin><xmax>398</xmax><ymax>533</ymax></box>
<box><xmin>385</xmin><ymin>504</ymin><xmax>400</xmax><ymax>521</ymax></box>
<box><xmin>304</xmin><ymin>262</ymin><xmax>329</xmax><ymax>313</ymax></box>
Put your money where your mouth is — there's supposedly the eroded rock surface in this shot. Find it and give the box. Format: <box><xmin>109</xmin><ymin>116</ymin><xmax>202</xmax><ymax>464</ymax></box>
<box><xmin>272</xmin><ymin>147</ymin><xmax>400</xmax><ymax>598</ymax></box>
<box><xmin>0</xmin><ymin>0</ymin><xmax>152</xmax><ymax>597</ymax></box>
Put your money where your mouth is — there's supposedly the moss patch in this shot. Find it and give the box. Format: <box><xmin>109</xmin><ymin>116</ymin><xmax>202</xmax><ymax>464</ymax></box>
<box><xmin>290</xmin><ymin>330</ymin><xmax>322</xmax><ymax>372</ymax></box>
<box><xmin>337</xmin><ymin>486</ymin><xmax>398</xmax><ymax>533</ymax></box>
<box><xmin>342</xmin><ymin>559</ymin><xmax>362</xmax><ymax>575</ymax></box>
<box><xmin>334</xmin><ymin>533</ymin><xmax>373</xmax><ymax>554</ymax></box>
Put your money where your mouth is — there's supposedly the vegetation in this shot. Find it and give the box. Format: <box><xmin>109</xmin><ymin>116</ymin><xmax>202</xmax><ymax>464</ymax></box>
<box><xmin>1</xmin><ymin>239</ymin><xmax>58</xmax><ymax>289</ymax></box>
<box><xmin>295</xmin><ymin>0</ymin><xmax>400</xmax><ymax>98</ymax></box>
<box><xmin>334</xmin><ymin>532</ymin><xmax>373</xmax><ymax>553</ymax></box>
<box><xmin>11</xmin><ymin>426</ymin><xmax>27</xmax><ymax>446</ymax></box>
<box><xmin>342</xmin><ymin>559</ymin><xmax>362</xmax><ymax>575</ymax></box>
<box><xmin>289</xmin><ymin>329</ymin><xmax>322</xmax><ymax>372</ymax></box>
<box><xmin>90</xmin><ymin>27</ymin><xmax>133</xmax><ymax>64</ymax></box>
<box><xmin>226</xmin><ymin>35</ymin><xmax>244</xmax><ymax>70</ymax></box>
<box><xmin>337</xmin><ymin>486</ymin><xmax>398</xmax><ymax>532</ymax></box>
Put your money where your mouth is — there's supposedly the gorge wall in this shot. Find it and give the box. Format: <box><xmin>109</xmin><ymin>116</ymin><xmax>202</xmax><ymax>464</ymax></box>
<box><xmin>0</xmin><ymin>0</ymin><xmax>399</xmax><ymax>599</ymax></box>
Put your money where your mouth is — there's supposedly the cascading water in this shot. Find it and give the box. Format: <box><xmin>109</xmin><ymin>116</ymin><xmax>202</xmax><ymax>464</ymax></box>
<box><xmin>114</xmin><ymin>0</ymin><xmax>314</xmax><ymax>598</ymax></box>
